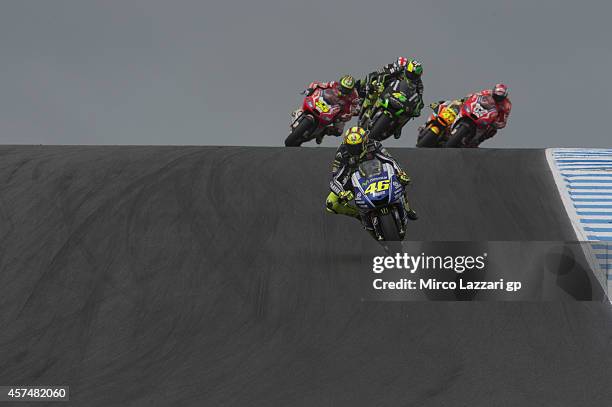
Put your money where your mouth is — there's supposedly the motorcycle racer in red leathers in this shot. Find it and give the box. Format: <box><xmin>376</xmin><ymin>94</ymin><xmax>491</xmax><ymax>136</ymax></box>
<box><xmin>466</xmin><ymin>83</ymin><xmax>512</xmax><ymax>144</ymax></box>
<box><xmin>291</xmin><ymin>75</ymin><xmax>361</xmax><ymax>144</ymax></box>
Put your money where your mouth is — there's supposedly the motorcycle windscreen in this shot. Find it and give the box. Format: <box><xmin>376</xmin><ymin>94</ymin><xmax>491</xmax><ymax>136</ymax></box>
<box><xmin>477</xmin><ymin>95</ymin><xmax>496</xmax><ymax>111</ymax></box>
<box><xmin>358</xmin><ymin>159</ymin><xmax>383</xmax><ymax>178</ymax></box>
<box><xmin>321</xmin><ymin>89</ymin><xmax>339</xmax><ymax>105</ymax></box>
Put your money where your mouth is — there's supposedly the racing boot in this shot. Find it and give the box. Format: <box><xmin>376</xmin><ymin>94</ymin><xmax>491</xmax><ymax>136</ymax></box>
<box><xmin>392</xmin><ymin>127</ymin><xmax>402</xmax><ymax>139</ymax></box>
<box><xmin>318</xmin><ymin>126</ymin><xmax>342</xmax><ymax>144</ymax></box>
<box><xmin>393</xmin><ymin>116</ymin><xmax>412</xmax><ymax>139</ymax></box>
<box><xmin>359</xmin><ymin>100</ymin><xmax>370</xmax><ymax>122</ymax></box>
<box><xmin>403</xmin><ymin>195</ymin><xmax>418</xmax><ymax>220</ymax></box>
<box><xmin>413</xmin><ymin>99</ymin><xmax>424</xmax><ymax>118</ymax></box>
<box><xmin>325</xmin><ymin>191</ymin><xmax>360</xmax><ymax>220</ymax></box>
<box><xmin>398</xmin><ymin>193</ymin><xmax>418</xmax><ymax>221</ymax></box>
<box><xmin>398</xmin><ymin>172</ymin><xmax>418</xmax><ymax>221</ymax></box>
<box><xmin>406</xmin><ymin>207</ymin><xmax>418</xmax><ymax>220</ymax></box>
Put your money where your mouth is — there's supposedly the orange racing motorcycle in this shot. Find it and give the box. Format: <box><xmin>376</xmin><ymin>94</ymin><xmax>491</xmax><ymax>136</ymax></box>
<box><xmin>415</xmin><ymin>99</ymin><xmax>463</xmax><ymax>148</ymax></box>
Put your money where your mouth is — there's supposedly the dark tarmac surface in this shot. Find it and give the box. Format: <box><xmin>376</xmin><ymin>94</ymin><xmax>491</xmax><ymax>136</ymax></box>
<box><xmin>0</xmin><ymin>146</ymin><xmax>610</xmax><ymax>406</ymax></box>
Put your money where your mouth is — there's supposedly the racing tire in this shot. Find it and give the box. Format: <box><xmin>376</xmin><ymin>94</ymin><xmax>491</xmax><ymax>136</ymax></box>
<box><xmin>416</xmin><ymin>127</ymin><xmax>442</xmax><ymax>148</ymax></box>
<box><xmin>285</xmin><ymin>117</ymin><xmax>314</xmax><ymax>147</ymax></box>
<box><xmin>445</xmin><ymin>121</ymin><xmax>473</xmax><ymax>148</ymax></box>
<box><xmin>368</xmin><ymin>114</ymin><xmax>393</xmax><ymax>141</ymax></box>
<box><xmin>379</xmin><ymin>212</ymin><xmax>402</xmax><ymax>241</ymax></box>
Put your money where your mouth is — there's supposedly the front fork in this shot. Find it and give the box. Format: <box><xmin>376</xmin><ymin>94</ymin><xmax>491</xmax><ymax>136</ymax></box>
<box><xmin>393</xmin><ymin>203</ymin><xmax>407</xmax><ymax>237</ymax></box>
<box><xmin>368</xmin><ymin>206</ymin><xmax>406</xmax><ymax>240</ymax></box>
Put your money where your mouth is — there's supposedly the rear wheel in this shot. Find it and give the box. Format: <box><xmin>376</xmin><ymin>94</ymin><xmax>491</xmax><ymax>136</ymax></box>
<box><xmin>285</xmin><ymin>117</ymin><xmax>314</xmax><ymax>147</ymax></box>
<box><xmin>368</xmin><ymin>114</ymin><xmax>393</xmax><ymax>141</ymax></box>
<box><xmin>445</xmin><ymin>121</ymin><xmax>473</xmax><ymax>148</ymax></box>
<box><xmin>379</xmin><ymin>212</ymin><xmax>401</xmax><ymax>241</ymax></box>
<box><xmin>416</xmin><ymin>126</ymin><xmax>442</xmax><ymax>148</ymax></box>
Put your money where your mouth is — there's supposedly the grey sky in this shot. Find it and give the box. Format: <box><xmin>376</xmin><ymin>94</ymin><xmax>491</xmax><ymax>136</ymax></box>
<box><xmin>0</xmin><ymin>0</ymin><xmax>610</xmax><ymax>147</ymax></box>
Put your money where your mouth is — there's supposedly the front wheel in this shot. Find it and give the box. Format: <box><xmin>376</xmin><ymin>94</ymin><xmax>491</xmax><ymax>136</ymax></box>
<box><xmin>416</xmin><ymin>126</ymin><xmax>442</xmax><ymax>148</ymax></box>
<box><xmin>368</xmin><ymin>114</ymin><xmax>393</xmax><ymax>141</ymax></box>
<box><xmin>378</xmin><ymin>212</ymin><xmax>401</xmax><ymax>241</ymax></box>
<box><xmin>445</xmin><ymin>121</ymin><xmax>473</xmax><ymax>148</ymax></box>
<box><xmin>285</xmin><ymin>117</ymin><xmax>314</xmax><ymax>147</ymax></box>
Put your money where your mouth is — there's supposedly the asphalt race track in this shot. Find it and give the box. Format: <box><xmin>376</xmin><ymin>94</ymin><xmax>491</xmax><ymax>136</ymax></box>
<box><xmin>0</xmin><ymin>146</ymin><xmax>611</xmax><ymax>406</ymax></box>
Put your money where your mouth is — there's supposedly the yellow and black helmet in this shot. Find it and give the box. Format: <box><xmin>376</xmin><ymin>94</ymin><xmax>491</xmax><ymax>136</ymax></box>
<box><xmin>343</xmin><ymin>126</ymin><xmax>368</xmax><ymax>157</ymax></box>
<box><xmin>338</xmin><ymin>75</ymin><xmax>356</xmax><ymax>95</ymax></box>
<box><xmin>405</xmin><ymin>59</ymin><xmax>423</xmax><ymax>79</ymax></box>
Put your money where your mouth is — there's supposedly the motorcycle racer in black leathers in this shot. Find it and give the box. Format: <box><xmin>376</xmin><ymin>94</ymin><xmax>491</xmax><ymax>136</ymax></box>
<box><xmin>357</xmin><ymin>57</ymin><xmax>424</xmax><ymax>138</ymax></box>
<box><xmin>325</xmin><ymin>126</ymin><xmax>418</xmax><ymax>221</ymax></box>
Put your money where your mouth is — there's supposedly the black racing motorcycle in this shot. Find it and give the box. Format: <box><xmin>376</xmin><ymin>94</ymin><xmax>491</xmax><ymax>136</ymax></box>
<box><xmin>359</xmin><ymin>79</ymin><xmax>420</xmax><ymax>142</ymax></box>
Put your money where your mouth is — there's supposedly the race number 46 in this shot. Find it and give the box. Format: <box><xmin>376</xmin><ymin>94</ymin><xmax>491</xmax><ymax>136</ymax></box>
<box><xmin>364</xmin><ymin>180</ymin><xmax>390</xmax><ymax>194</ymax></box>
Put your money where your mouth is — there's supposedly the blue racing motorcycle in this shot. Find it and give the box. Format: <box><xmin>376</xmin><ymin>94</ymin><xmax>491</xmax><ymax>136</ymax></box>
<box><xmin>351</xmin><ymin>159</ymin><xmax>409</xmax><ymax>241</ymax></box>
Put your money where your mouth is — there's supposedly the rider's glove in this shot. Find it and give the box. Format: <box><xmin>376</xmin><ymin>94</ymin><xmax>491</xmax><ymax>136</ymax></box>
<box><xmin>368</xmin><ymin>79</ymin><xmax>383</xmax><ymax>95</ymax></box>
<box><xmin>375</xmin><ymin>81</ymin><xmax>385</xmax><ymax>94</ymax></box>
<box><xmin>304</xmin><ymin>88</ymin><xmax>314</xmax><ymax>96</ymax></box>
<box><xmin>338</xmin><ymin>190</ymin><xmax>354</xmax><ymax>203</ymax></box>
<box><xmin>397</xmin><ymin>172</ymin><xmax>411</xmax><ymax>185</ymax></box>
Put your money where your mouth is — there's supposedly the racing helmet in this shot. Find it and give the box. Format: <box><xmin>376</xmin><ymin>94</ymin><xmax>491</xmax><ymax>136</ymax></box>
<box><xmin>338</xmin><ymin>75</ymin><xmax>356</xmax><ymax>95</ymax></box>
<box><xmin>492</xmin><ymin>83</ymin><xmax>509</xmax><ymax>103</ymax></box>
<box><xmin>343</xmin><ymin>126</ymin><xmax>368</xmax><ymax>157</ymax></box>
<box><xmin>393</xmin><ymin>57</ymin><xmax>408</xmax><ymax>72</ymax></box>
<box><xmin>405</xmin><ymin>59</ymin><xmax>423</xmax><ymax>80</ymax></box>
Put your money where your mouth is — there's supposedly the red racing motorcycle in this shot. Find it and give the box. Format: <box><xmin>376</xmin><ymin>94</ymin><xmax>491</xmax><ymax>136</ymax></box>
<box><xmin>285</xmin><ymin>88</ymin><xmax>344</xmax><ymax>147</ymax></box>
<box><xmin>445</xmin><ymin>93</ymin><xmax>499</xmax><ymax>148</ymax></box>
